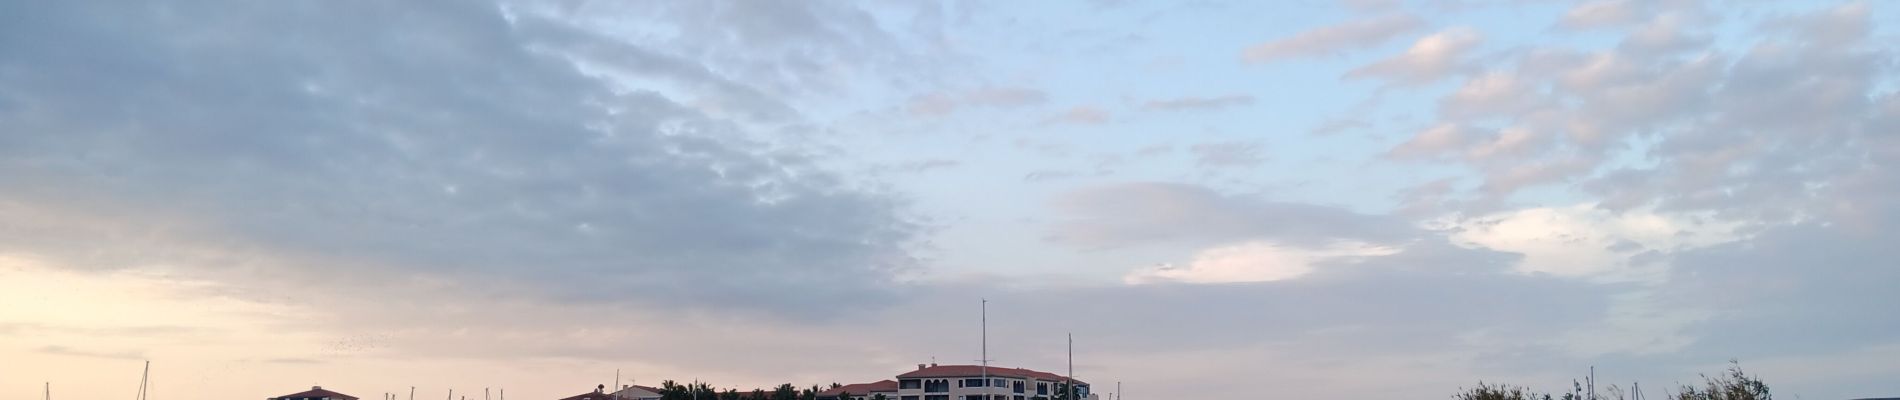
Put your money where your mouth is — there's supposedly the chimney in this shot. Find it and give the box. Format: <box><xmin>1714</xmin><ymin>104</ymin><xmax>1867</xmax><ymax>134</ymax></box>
<box><xmin>917</xmin><ymin>364</ymin><xmax>927</xmax><ymax>370</ymax></box>
<box><xmin>930</xmin><ymin>362</ymin><xmax>938</xmax><ymax>367</ymax></box>
<box><xmin>314</xmin><ymin>387</ymin><xmax>323</xmax><ymax>390</ymax></box>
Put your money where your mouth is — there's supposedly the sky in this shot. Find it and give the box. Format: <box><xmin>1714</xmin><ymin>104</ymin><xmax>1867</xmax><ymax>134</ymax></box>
<box><xmin>1</xmin><ymin>0</ymin><xmax>1898</xmax><ymax>399</ymax></box>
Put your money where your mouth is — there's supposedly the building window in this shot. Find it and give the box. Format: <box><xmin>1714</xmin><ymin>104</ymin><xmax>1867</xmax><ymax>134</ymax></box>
<box><xmin>925</xmin><ymin>396</ymin><xmax>948</xmax><ymax>400</ymax></box>
<box><xmin>964</xmin><ymin>396</ymin><xmax>985</xmax><ymax>400</ymax></box>
<box><xmin>926</xmin><ymin>380</ymin><xmax>949</xmax><ymax>393</ymax></box>
<box><xmin>1013</xmin><ymin>397</ymin><xmax>1024</xmax><ymax>400</ymax></box>
<box><xmin>1035</xmin><ymin>384</ymin><xmax>1047</xmax><ymax>395</ymax></box>
<box><xmin>963</xmin><ymin>379</ymin><xmax>985</xmax><ymax>388</ymax></box>
<box><xmin>900</xmin><ymin>380</ymin><xmax>921</xmax><ymax>390</ymax></box>
<box><xmin>1012</xmin><ymin>381</ymin><xmax>1024</xmax><ymax>394</ymax></box>
<box><xmin>902</xmin><ymin>397</ymin><xmax>919</xmax><ymax>400</ymax></box>
<box><xmin>992</xmin><ymin>379</ymin><xmax>1004</xmax><ymax>388</ymax></box>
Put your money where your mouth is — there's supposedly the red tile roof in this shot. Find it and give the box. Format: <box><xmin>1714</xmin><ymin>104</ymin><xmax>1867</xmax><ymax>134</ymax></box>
<box><xmin>273</xmin><ymin>387</ymin><xmax>359</xmax><ymax>400</ymax></box>
<box><xmin>818</xmin><ymin>380</ymin><xmax>898</xmax><ymax>397</ymax></box>
<box><xmin>896</xmin><ymin>365</ymin><xmax>1087</xmax><ymax>386</ymax></box>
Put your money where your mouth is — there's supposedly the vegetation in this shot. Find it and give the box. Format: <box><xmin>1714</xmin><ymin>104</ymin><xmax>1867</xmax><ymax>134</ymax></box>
<box><xmin>636</xmin><ymin>380</ymin><xmax>853</xmax><ymax>400</ymax></box>
<box><xmin>1454</xmin><ymin>361</ymin><xmax>1772</xmax><ymax>400</ymax></box>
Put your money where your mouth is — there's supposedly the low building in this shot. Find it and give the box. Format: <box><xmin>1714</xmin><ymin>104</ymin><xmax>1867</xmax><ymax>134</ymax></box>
<box><xmin>817</xmin><ymin>380</ymin><xmax>898</xmax><ymax>400</ymax></box>
<box><xmin>560</xmin><ymin>385</ymin><xmax>618</xmax><ymax>400</ymax></box>
<box><xmin>608</xmin><ymin>385</ymin><xmax>664</xmax><ymax>400</ymax></box>
<box><xmin>270</xmin><ymin>386</ymin><xmax>359</xmax><ymax>400</ymax></box>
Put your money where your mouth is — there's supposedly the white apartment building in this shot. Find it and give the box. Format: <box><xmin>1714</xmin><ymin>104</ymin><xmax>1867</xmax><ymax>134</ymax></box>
<box><xmin>884</xmin><ymin>364</ymin><xmax>1095</xmax><ymax>400</ymax></box>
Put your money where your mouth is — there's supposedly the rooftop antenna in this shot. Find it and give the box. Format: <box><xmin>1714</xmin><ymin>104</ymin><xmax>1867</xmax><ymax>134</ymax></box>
<box><xmin>447</xmin><ymin>388</ymin><xmax>453</xmax><ymax>400</ymax></box>
<box><xmin>409</xmin><ymin>387</ymin><xmax>415</xmax><ymax>400</ymax></box>
<box><xmin>501</xmin><ymin>389</ymin><xmax>505</xmax><ymax>400</ymax></box>
<box><xmin>45</xmin><ymin>382</ymin><xmax>51</xmax><ymax>400</ymax></box>
<box><xmin>615</xmin><ymin>370</ymin><xmax>621</xmax><ymax>399</ymax></box>
<box><xmin>486</xmin><ymin>388</ymin><xmax>491</xmax><ymax>400</ymax></box>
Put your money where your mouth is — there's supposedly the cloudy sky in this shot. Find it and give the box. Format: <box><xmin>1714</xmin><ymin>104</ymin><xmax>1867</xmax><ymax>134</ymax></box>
<box><xmin>3</xmin><ymin>0</ymin><xmax>1898</xmax><ymax>399</ymax></box>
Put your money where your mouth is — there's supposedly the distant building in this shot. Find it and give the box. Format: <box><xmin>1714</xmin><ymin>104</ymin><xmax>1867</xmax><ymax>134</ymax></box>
<box><xmin>832</xmin><ymin>364</ymin><xmax>1094</xmax><ymax>400</ymax></box>
<box><xmin>270</xmin><ymin>386</ymin><xmax>359</xmax><ymax>400</ymax></box>
<box><xmin>817</xmin><ymin>380</ymin><xmax>898</xmax><ymax>400</ymax></box>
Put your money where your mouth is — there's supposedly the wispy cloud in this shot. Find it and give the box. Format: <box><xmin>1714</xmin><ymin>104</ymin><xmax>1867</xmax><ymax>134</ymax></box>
<box><xmin>1045</xmin><ymin>106</ymin><xmax>1113</xmax><ymax>124</ymax></box>
<box><xmin>1143</xmin><ymin>95</ymin><xmax>1256</xmax><ymax>111</ymax></box>
<box><xmin>1244</xmin><ymin>14</ymin><xmax>1426</xmax><ymax>63</ymax></box>
<box><xmin>1345</xmin><ymin>27</ymin><xmax>1483</xmax><ymax>85</ymax></box>
<box><xmin>37</xmin><ymin>345</ymin><xmax>145</xmax><ymax>360</ymax></box>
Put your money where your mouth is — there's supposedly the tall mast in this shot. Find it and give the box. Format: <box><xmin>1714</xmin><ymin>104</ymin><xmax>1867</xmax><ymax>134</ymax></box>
<box><xmin>44</xmin><ymin>382</ymin><xmax>50</xmax><ymax>400</ymax></box>
<box><xmin>136</xmin><ymin>360</ymin><xmax>150</xmax><ymax>400</ymax></box>
<box><xmin>615</xmin><ymin>370</ymin><xmax>621</xmax><ymax>399</ymax></box>
<box><xmin>1066</xmin><ymin>334</ymin><xmax>1073</xmax><ymax>400</ymax></box>
<box><xmin>980</xmin><ymin>299</ymin><xmax>989</xmax><ymax>400</ymax></box>
<box><xmin>1588</xmin><ymin>366</ymin><xmax>1595</xmax><ymax>400</ymax></box>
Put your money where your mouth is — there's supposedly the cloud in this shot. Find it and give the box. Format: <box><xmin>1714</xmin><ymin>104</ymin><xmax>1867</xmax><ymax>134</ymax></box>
<box><xmin>907</xmin><ymin>86</ymin><xmax>1049</xmax><ymax>116</ymax></box>
<box><xmin>0</xmin><ymin>1</ymin><xmax>919</xmax><ymax>315</ymax></box>
<box><xmin>1047</xmin><ymin>182</ymin><xmax>1418</xmax><ymax>249</ymax></box>
<box><xmin>1188</xmin><ymin>141</ymin><xmax>1268</xmax><ymax>168</ymax></box>
<box><xmin>1558</xmin><ymin>0</ymin><xmax>1642</xmax><ymax>30</ymax></box>
<box><xmin>1124</xmin><ymin>240</ymin><xmax>1399</xmax><ymax>284</ymax></box>
<box><xmin>1440</xmin><ymin>204</ymin><xmax>1740</xmax><ymax>278</ymax></box>
<box><xmin>37</xmin><ymin>345</ymin><xmax>145</xmax><ymax>360</ymax></box>
<box><xmin>1243</xmin><ymin>14</ymin><xmax>1426</xmax><ymax>63</ymax></box>
<box><xmin>1338</xmin><ymin>0</ymin><xmax>1405</xmax><ymax>13</ymax></box>
<box><xmin>1389</xmin><ymin>2</ymin><xmax>1890</xmax><ymax>217</ymax></box>
<box><xmin>1142</xmin><ymin>94</ymin><xmax>1256</xmax><ymax>111</ymax></box>
<box><xmin>1046</xmin><ymin>106</ymin><xmax>1113</xmax><ymax>124</ymax></box>
<box><xmin>1312</xmin><ymin>117</ymin><xmax>1373</xmax><ymax>136</ymax></box>
<box><xmin>1346</xmin><ymin>27</ymin><xmax>1483</xmax><ymax>85</ymax></box>
<box><xmin>1650</xmin><ymin>222</ymin><xmax>1900</xmax><ymax>362</ymax></box>
<box><xmin>892</xmin><ymin>159</ymin><xmax>961</xmax><ymax>173</ymax></box>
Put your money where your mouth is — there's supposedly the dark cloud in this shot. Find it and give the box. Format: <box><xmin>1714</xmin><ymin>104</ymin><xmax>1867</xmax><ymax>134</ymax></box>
<box><xmin>0</xmin><ymin>1</ymin><xmax>918</xmax><ymax>313</ymax></box>
<box><xmin>1661</xmin><ymin>224</ymin><xmax>1900</xmax><ymax>358</ymax></box>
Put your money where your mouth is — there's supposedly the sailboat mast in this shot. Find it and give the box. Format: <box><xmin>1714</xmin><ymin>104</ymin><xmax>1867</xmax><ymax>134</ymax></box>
<box><xmin>1066</xmin><ymin>334</ymin><xmax>1073</xmax><ymax>400</ymax></box>
<box><xmin>136</xmin><ymin>360</ymin><xmax>150</xmax><ymax>400</ymax></box>
<box><xmin>980</xmin><ymin>299</ymin><xmax>988</xmax><ymax>400</ymax></box>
